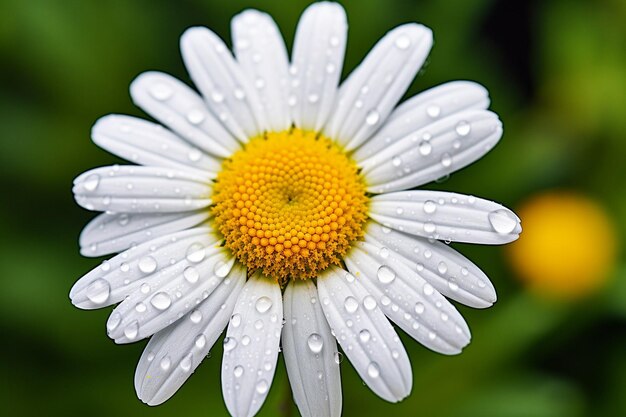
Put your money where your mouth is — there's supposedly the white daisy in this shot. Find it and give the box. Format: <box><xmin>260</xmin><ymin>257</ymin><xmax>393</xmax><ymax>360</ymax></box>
<box><xmin>70</xmin><ymin>2</ymin><xmax>521</xmax><ymax>416</ymax></box>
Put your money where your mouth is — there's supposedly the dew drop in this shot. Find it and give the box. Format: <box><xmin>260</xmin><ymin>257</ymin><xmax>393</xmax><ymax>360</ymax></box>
<box><xmin>138</xmin><ymin>256</ymin><xmax>157</xmax><ymax>274</ymax></box>
<box><xmin>211</xmin><ymin>90</ymin><xmax>225</xmax><ymax>103</ymax></box>
<box><xmin>180</xmin><ymin>354</ymin><xmax>192</xmax><ymax>372</ymax></box>
<box><xmin>392</xmin><ymin>156</ymin><xmax>402</xmax><ymax>167</ymax></box>
<box><xmin>233</xmin><ymin>365</ymin><xmax>244</xmax><ymax>378</ymax></box>
<box><xmin>423</xmin><ymin>200</ymin><xmax>437</xmax><ymax>214</ymax></box>
<box><xmin>414</xmin><ymin>302</ymin><xmax>425</xmax><ymax>314</ymax></box>
<box><xmin>307</xmin><ymin>333</ymin><xmax>324</xmax><ymax>353</ymax></box>
<box><xmin>140</xmin><ymin>283</ymin><xmax>151</xmax><ymax>294</ymax></box>
<box><xmin>186</xmin><ymin>109</ymin><xmax>205</xmax><ymax>125</ymax></box>
<box><xmin>426</xmin><ymin>104</ymin><xmax>441</xmax><ymax>118</ymax></box>
<box><xmin>377</xmin><ymin>265</ymin><xmax>396</xmax><ymax>284</ymax></box>
<box><xmin>230</xmin><ymin>313</ymin><xmax>241</xmax><ymax>328</ymax></box>
<box><xmin>223</xmin><ymin>336</ymin><xmax>237</xmax><ymax>351</ymax></box>
<box><xmin>395</xmin><ymin>35</ymin><xmax>411</xmax><ymax>49</ymax></box>
<box><xmin>359</xmin><ymin>329</ymin><xmax>371</xmax><ymax>343</ymax></box>
<box><xmin>214</xmin><ymin>260</ymin><xmax>232</xmax><ymax>278</ymax></box>
<box><xmin>86</xmin><ymin>279</ymin><xmax>110</xmax><ymax>305</ymax></box>
<box><xmin>256</xmin><ymin>379</ymin><xmax>269</xmax><ymax>394</ymax></box>
<box><xmin>455</xmin><ymin>120</ymin><xmax>471</xmax><ymax>136</ymax></box>
<box><xmin>488</xmin><ymin>210</ymin><xmax>518</xmax><ymax>234</ymax></box>
<box><xmin>183</xmin><ymin>266</ymin><xmax>199</xmax><ymax>283</ymax></box>
<box><xmin>437</xmin><ymin>261</ymin><xmax>448</xmax><ymax>275</ymax></box>
<box><xmin>344</xmin><ymin>296</ymin><xmax>359</xmax><ymax>313</ymax></box>
<box><xmin>123</xmin><ymin>320</ymin><xmax>139</xmax><ymax>340</ymax></box>
<box><xmin>160</xmin><ymin>356</ymin><xmax>171</xmax><ymax>371</ymax></box>
<box><xmin>334</xmin><ymin>351</ymin><xmax>343</xmax><ymax>364</ymax></box>
<box><xmin>423</xmin><ymin>222</ymin><xmax>437</xmax><ymax>234</ymax></box>
<box><xmin>195</xmin><ymin>334</ymin><xmax>207</xmax><ymax>349</ymax></box>
<box><xmin>363</xmin><ymin>295</ymin><xmax>377</xmax><ymax>310</ymax></box>
<box><xmin>135</xmin><ymin>302</ymin><xmax>147</xmax><ymax>313</ymax></box>
<box><xmin>423</xmin><ymin>283</ymin><xmax>434</xmax><ymax>295</ymax></box>
<box><xmin>441</xmin><ymin>153</ymin><xmax>452</xmax><ymax>168</ymax></box>
<box><xmin>151</xmin><ymin>292</ymin><xmax>172</xmax><ymax>311</ymax></box>
<box><xmin>186</xmin><ymin>242</ymin><xmax>206</xmax><ymax>263</ymax></box>
<box><xmin>83</xmin><ymin>174</ymin><xmax>100</xmax><ymax>191</ymax></box>
<box><xmin>150</xmin><ymin>83</ymin><xmax>173</xmax><ymax>101</ymax></box>
<box><xmin>367</xmin><ymin>362</ymin><xmax>380</xmax><ymax>378</ymax></box>
<box><xmin>365</xmin><ymin>110</ymin><xmax>380</xmax><ymax>126</ymax></box>
<box><xmin>419</xmin><ymin>140</ymin><xmax>432</xmax><ymax>156</ymax></box>
<box><xmin>255</xmin><ymin>296</ymin><xmax>273</xmax><ymax>314</ymax></box>
<box><xmin>308</xmin><ymin>93</ymin><xmax>319</xmax><ymax>103</ymax></box>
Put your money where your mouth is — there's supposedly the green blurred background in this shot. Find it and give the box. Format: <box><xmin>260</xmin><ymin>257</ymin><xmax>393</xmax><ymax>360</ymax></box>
<box><xmin>1</xmin><ymin>0</ymin><xmax>625</xmax><ymax>416</ymax></box>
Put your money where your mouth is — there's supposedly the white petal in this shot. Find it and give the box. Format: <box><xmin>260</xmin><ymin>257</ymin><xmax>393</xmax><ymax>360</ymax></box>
<box><xmin>290</xmin><ymin>2</ymin><xmax>347</xmax><ymax>131</ymax></box>
<box><xmin>369</xmin><ymin>191</ymin><xmax>521</xmax><ymax>244</ymax></box>
<box><xmin>107</xmin><ymin>250</ymin><xmax>236</xmax><ymax>344</ymax></box>
<box><xmin>282</xmin><ymin>280</ymin><xmax>342</xmax><ymax>417</ymax></box>
<box><xmin>222</xmin><ymin>272</ymin><xmax>283</xmax><ymax>417</ymax></box>
<box><xmin>361</xmin><ymin>110</ymin><xmax>503</xmax><ymax>193</ymax></box>
<box><xmin>365</xmin><ymin>222</ymin><xmax>496</xmax><ymax>308</ymax></box>
<box><xmin>353</xmin><ymin>81</ymin><xmax>489</xmax><ymax>162</ymax></box>
<box><xmin>73</xmin><ymin>165</ymin><xmax>212</xmax><ymax>213</ymax></box>
<box><xmin>180</xmin><ymin>27</ymin><xmax>266</xmax><ymax>141</ymax></box>
<box><xmin>135</xmin><ymin>264</ymin><xmax>246</xmax><ymax>406</ymax></box>
<box><xmin>130</xmin><ymin>71</ymin><xmax>239</xmax><ymax>158</ymax></box>
<box><xmin>70</xmin><ymin>226</ymin><xmax>218</xmax><ymax>309</ymax></box>
<box><xmin>231</xmin><ymin>10</ymin><xmax>291</xmax><ymax>132</ymax></box>
<box><xmin>79</xmin><ymin>210</ymin><xmax>211</xmax><ymax>257</ymax></box>
<box><xmin>344</xmin><ymin>246</ymin><xmax>471</xmax><ymax>355</ymax></box>
<box><xmin>92</xmin><ymin>114</ymin><xmax>221</xmax><ymax>177</ymax></box>
<box><xmin>325</xmin><ymin>24</ymin><xmax>433</xmax><ymax>151</ymax></box>
<box><xmin>317</xmin><ymin>266</ymin><xmax>411</xmax><ymax>402</ymax></box>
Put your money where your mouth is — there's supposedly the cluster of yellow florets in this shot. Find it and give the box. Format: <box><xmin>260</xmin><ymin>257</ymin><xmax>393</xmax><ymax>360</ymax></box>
<box><xmin>212</xmin><ymin>129</ymin><xmax>368</xmax><ymax>283</ymax></box>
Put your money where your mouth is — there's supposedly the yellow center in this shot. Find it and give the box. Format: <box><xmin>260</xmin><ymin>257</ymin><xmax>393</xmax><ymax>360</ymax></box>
<box><xmin>212</xmin><ymin>129</ymin><xmax>368</xmax><ymax>283</ymax></box>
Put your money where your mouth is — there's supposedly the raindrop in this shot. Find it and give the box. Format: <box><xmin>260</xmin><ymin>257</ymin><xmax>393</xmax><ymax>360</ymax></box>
<box><xmin>334</xmin><ymin>351</ymin><xmax>343</xmax><ymax>364</ymax></box>
<box><xmin>83</xmin><ymin>174</ymin><xmax>100</xmax><ymax>191</ymax></box>
<box><xmin>423</xmin><ymin>200</ymin><xmax>437</xmax><ymax>214</ymax></box>
<box><xmin>195</xmin><ymin>334</ymin><xmax>207</xmax><ymax>349</ymax></box>
<box><xmin>214</xmin><ymin>260</ymin><xmax>231</xmax><ymax>278</ymax></box>
<box><xmin>118</xmin><ymin>214</ymin><xmax>130</xmax><ymax>226</ymax></box>
<box><xmin>233</xmin><ymin>87</ymin><xmax>246</xmax><ymax>100</ymax></box>
<box><xmin>180</xmin><ymin>354</ymin><xmax>192</xmax><ymax>372</ymax></box>
<box><xmin>307</xmin><ymin>93</ymin><xmax>319</xmax><ymax>103</ymax></box>
<box><xmin>150</xmin><ymin>83</ymin><xmax>173</xmax><ymax>101</ymax></box>
<box><xmin>255</xmin><ymin>78</ymin><xmax>265</xmax><ymax>89</ymax></box>
<box><xmin>140</xmin><ymin>283</ymin><xmax>151</xmax><ymax>294</ymax></box>
<box><xmin>426</xmin><ymin>104</ymin><xmax>441</xmax><ymax>118</ymax></box>
<box><xmin>86</xmin><ymin>279</ymin><xmax>110</xmax><ymax>305</ymax></box>
<box><xmin>124</xmin><ymin>320</ymin><xmax>139</xmax><ymax>340</ymax></box>
<box><xmin>151</xmin><ymin>292</ymin><xmax>172</xmax><ymax>311</ymax></box>
<box><xmin>186</xmin><ymin>242</ymin><xmax>206</xmax><ymax>263</ymax></box>
<box><xmin>255</xmin><ymin>296</ymin><xmax>273</xmax><ymax>314</ymax></box>
<box><xmin>234</xmin><ymin>365</ymin><xmax>244</xmax><ymax>378</ymax></box>
<box><xmin>423</xmin><ymin>283</ymin><xmax>434</xmax><ymax>296</ymax></box>
<box><xmin>488</xmin><ymin>210</ymin><xmax>518</xmax><ymax>234</ymax></box>
<box><xmin>377</xmin><ymin>265</ymin><xmax>396</xmax><ymax>284</ymax></box>
<box><xmin>418</xmin><ymin>140</ymin><xmax>432</xmax><ymax>156</ymax></box>
<box><xmin>256</xmin><ymin>379</ymin><xmax>269</xmax><ymax>394</ymax></box>
<box><xmin>344</xmin><ymin>296</ymin><xmax>359</xmax><ymax>313</ymax></box>
<box><xmin>448</xmin><ymin>281</ymin><xmax>459</xmax><ymax>291</ymax></box>
<box><xmin>395</xmin><ymin>35</ymin><xmax>411</xmax><ymax>49</ymax></box>
<box><xmin>461</xmin><ymin>267</ymin><xmax>469</xmax><ymax>276</ymax></box>
<box><xmin>423</xmin><ymin>222</ymin><xmax>437</xmax><ymax>234</ymax></box>
<box><xmin>365</xmin><ymin>110</ymin><xmax>380</xmax><ymax>126</ymax></box>
<box><xmin>440</xmin><ymin>153</ymin><xmax>452</xmax><ymax>168</ymax></box>
<box><xmin>138</xmin><ymin>256</ymin><xmax>157</xmax><ymax>274</ymax></box>
<box><xmin>437</xmin><ymin>261</ymin><xmax>448</xmax><ymax>275</ymax></box>
<box><xmin>135</xmin><ymin>302</ymin><xmax>147</xmax><ymax>313</ymax></box>
<box><xmin>186</xmin><ymin>109</ymin><xmax>205</xmax><ymax>125</ymax></box>
<box><xmin>455</xmin><ymin>120</ymin><xmax>471</xmax><ymax>136</ymax></box>
<box><xmin>325</xmin><ymin>63</ymin><xmax>336</xmax><ymax>74</ymax></box>
<box><xmin>392</xmin><ymin>156</ymin><xmax>402</xmax><ymax>167</ymax></box>
<box><xmin>307</xmin><ymin>333</ymin><xmax>324</xmax><ymax>353</ymax></box>
<box><xmin>367</xmin><ymin>362</ymin><xmax>380</xmax><ymax>378</ymax></box>
<box><xmin>359</xmin><ymin>329</ymin><xmax>371</xmax><ymax>343</ymax></box>
<box><xmin>160</xmin><ymin>356</ymin><xmax>171</xmax><ymax>371</ymax></box>
<box><xmin>329</xmin><ymin>36</ymin><xmax>340</xmax><ymax>47</ymax></box>
<box><xmin>211</xmin><ymin>90</ymin><xmax>225</xmax><ymax>103</ymax></box>
<box><xmin>414</xmin><ymin>302</ymin><xmax>425</xmax><ymax>314</ymax></box>
<box><xmin>230</xmin><ymin>313</ymin><xmax>242</xmax><ymax>328</ymax></box>
<box><xmin>363</xmin><ymin>295</ymin><xmax>377</xmax><ymax>310</ymax></box>
<box><xmin>223</xmin><ymin>336</ymin><xmax>237</xmax><ymax>352</ymax></box>
<box><xmin>379</xmin><ymin>247</ymin><xmax>390</xmax><ymax>259</ymax></box>
<box><xmin>184</xmin><ymin>266</ymin><xmax>199</xmax><ymax>283</ymax></box>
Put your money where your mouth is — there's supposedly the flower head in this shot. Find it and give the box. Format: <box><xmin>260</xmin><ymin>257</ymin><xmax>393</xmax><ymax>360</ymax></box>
<box><xmin>71</xmin><ymin>2</ymin><xmax>521</xmax><ymax>416</ymax></box>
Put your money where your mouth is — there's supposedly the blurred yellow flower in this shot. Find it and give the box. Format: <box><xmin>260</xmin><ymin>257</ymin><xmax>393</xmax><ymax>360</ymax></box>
<box><xmin>508</xmin><ymin>191</ymin><xmax>617</xmax><ymax>300</ymax></box>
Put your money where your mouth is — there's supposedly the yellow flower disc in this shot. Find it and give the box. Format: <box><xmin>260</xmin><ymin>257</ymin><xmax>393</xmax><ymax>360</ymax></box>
<box><xmin>507</xmin><ymin>191</ymin><xmax>618</xmax><ymax>300</ymax></box>
<box><xmin>212</xmin><ymin>129</ymin><xmax>368</xmax><ymax>283</ymax></box>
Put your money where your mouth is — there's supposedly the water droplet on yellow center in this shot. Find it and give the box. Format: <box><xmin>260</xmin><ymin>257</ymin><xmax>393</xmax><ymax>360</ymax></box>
<box><xmin>212</xmin><ymin>129</ymin><xmax>368</xmax><ymax>282</ymax></box>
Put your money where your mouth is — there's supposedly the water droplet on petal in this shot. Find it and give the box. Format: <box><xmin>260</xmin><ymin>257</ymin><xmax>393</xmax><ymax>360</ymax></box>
<box><xmin>392</xmin><ymin>156</ymin><xmax>402</xmax><ymax>167</ymax></box>
<box><xmin>419</xmin><ymin>140</ymin><xmax>432</xmax><ymax>156</ymax></box>
<box><xmin>256</xmin><ymin>379</ymin><xmax>269</xmax><ymax>394</ymax></box>
<box><xmin>255</xmin><ymin>296</ymin><xmax>273</xmax><ymax>314</ymax></box>
<box><xmin>423</xmin><ymin>222</ymin><xmax>437</xmax><ymax>234</ymax></box>
<box><xmin>186</xmin><ymin>243</ymin><xmax>206</xmax><ymax>263</ymax></box>
<box><xmin>367</xmin><ymin>362</ymin><xmax>380</xmax><ymax>378</ymax></box>
<box><xmin>423</xmin><ymin>200</ymin><xmax>437</xmax><ymax>214</ymax></box>
<box><xmin>150</xmin><ymin>83</ymin><xmax>173</xmax><ymax>101</ymax></box>
<box><xmin>365</xmin><ymin>110</ymin><xmax>380</xmax><ymax>126</ymax></box>
<box><xmin>441</xmin><ymin>153</ymin><xmax>452</xmax><ymax>167</ymax></box>
<box><xmin>423</xmin><ymin>283</ymin><xmax>434</xmax><ymax>296</ymax></box>
<box><xmin>151</xmin><ymin>292</ymin><xmax>172</xmax><ymax>311</ymax></box>
<box><xmin>230</xmin><ymin>313</ymin><xmax>241</xmax><ymax>328</ymax></box>
<box><xmin>124</xmin><ymin>320</ymin><xmax>139</xmax><ymax>340</ymax></box>
<box><xmin>187</xmin><ymin>109</ymin><xmax>205</xmax><ymax>125</ymax></box>
<box><xmin>488</xmin><ymin>209</ymin><xmax>518</xmax><ymax>234</ymax></box>
<box><xmin>359</xmin><ymin>329</ymin><xmax>371</xmax><ymax>343</ymax></box>
<box><xmin>437</xmin><ymin>261</ymin><xmax>448</xmax><ymax>275</ymax></box>
<box><xmin>180</xmin><ymin>354</ymin><xmax>193</xmax><ymax>372</ymax></box>
<box><xmin>214</xmin><ymin>260</ymin><xmax>231</xmax><ymax>278</ymax></box>
<box><xmin>184</xmin><ymin>266</ymin><xmax>199</xmax><ymax>283</ymax></box>
<box><xmin>307</xmin><ymin>333</ymin><xmax>324</xmax><ymax>353</ymax></box>
<box><xmin>344</xmin><ymin>296</ymin><xmax>359</xmax><ymax>314</ymax></box>
<box><xmin>223</xmin><ymin>336</ymin><xmax>237</xmax><ymax>351</ymax></box>
<box><xmin>395</xmin><ymin>35</ymin><xmax>411</xmax><ymax>49</ymax></box>
<box><xmin>234</xmin><ymin>365</ymin><xmax>244</xmax><ymax>378</ymax></box>
<box><xmin>455</xmin><ymin>120</ymin><xmax>471</xmax><ymax>136</ymax></box>
<box><xmin>334</xmin><ymin>351</ymin><xmax>343</xmax><ymax>364</ymax></box>
<box><xmin>414</xmin><ymin>302</ymin><xmax>425</xmax><ymax>314</ymax></box>
<box><xmin>195</xmin><ymin>334</ymin><xmax>207</xmax><ymax>349</ymax></box>
<box><xmin>135</xmin><ymin>302</ymin><xmax>147</xmax><ymax>313</ymax></box>
<box><xmin>86</xmin><ymin>279</ymin><xmax>110</xmax><ymax>305</ymax></box>
<box><xmin>83</xmin><ymin>174</ymin><xmax>100</xmax><ymax>191</ymax></box>
<box><xmin>426</xmin><ymin>104</ymin><xmax>441</xmax><ymax>118</ymax></box>
<box><xmin>363</xmin><ymin>295</ymin><xmax>377</xmax><ymax>310</ymax></box>
<box><xmin>377</xmin><ymin>265</ymin><xmax>396</xmax><ymax>284</ymax></box>
<box><xmin>138</xmin><ymin>256</ymin><xmax>157</xmax><ymax>274</ymax></box>
<box><xmin>160</xmin><ymin>356</ymin><xmax>171</xmax><ymax>370</ymax></box>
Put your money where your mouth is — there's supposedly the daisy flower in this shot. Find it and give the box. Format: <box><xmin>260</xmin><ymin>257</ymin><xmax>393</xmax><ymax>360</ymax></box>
<box><xmin>70</xmin><ymin>2</ymin><xmax>521</xmax><ymax>416</ymax></box>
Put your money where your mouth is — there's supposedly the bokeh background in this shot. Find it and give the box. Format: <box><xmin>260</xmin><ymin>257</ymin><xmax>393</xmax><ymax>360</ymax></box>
<box><xmin>1</xmin><ymin>0</ymin><xmax>625</xmax><ymax>416</ymax></box>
